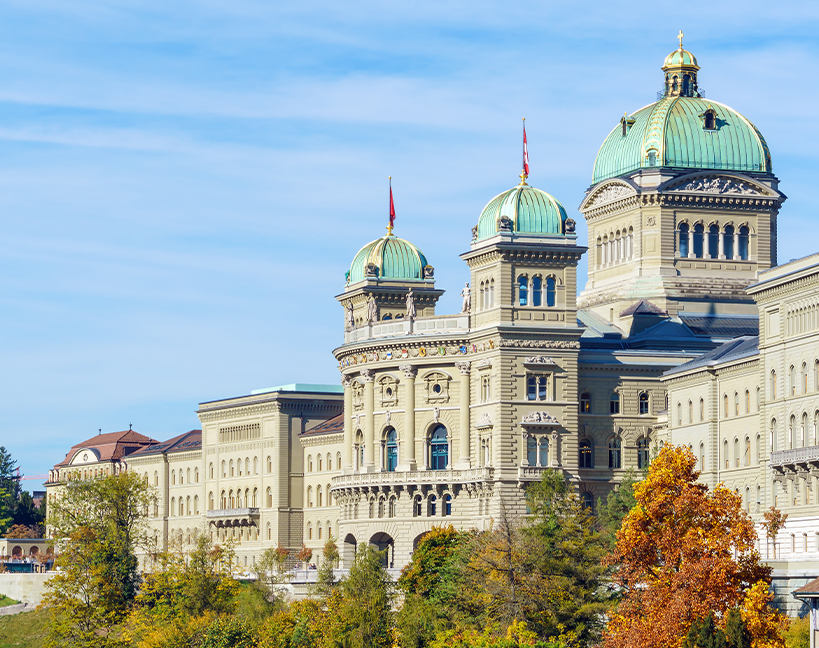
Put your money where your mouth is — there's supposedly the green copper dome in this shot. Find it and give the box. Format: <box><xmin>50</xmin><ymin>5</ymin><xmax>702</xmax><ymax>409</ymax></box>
<box><xmin>592</xmin><ymin>46</ymin><xmax>772</xmax><ymax>185</ymax></box>
<box><xmin>475</xmin><ymin>183</ymin><xmax>568</xmax><ymax>240</ymax></box>
<box><xmin>347</xmin><ymin>234</ymin><xmax>429</xmax><ymax>284</ymax></box>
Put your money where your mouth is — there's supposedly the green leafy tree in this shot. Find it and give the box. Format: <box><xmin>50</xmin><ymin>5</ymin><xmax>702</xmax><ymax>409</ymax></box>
<box><xmin>327</xmin><ymin>543</ymin><xmax>394</xmax><ymax>648</ymax></box>
<box><xmin>0</xmin><ymin>486</ymin><xmax>13</xmax><ymax>535</ymax></box>
<box><xmin>597</xmin><ymin>470</ymin><xmax>639</xmax><ymax>549</ymax></box>
<box><xmin>14</xmin><ymin>490</ymin><xmax>45</xmax><ymax>532</ymax></box>
<box><xmin>43</xmin><ymin>471</ymin><xmax>153</xmax><ymax>646</ymax></box>
<box><xmin>0</xmin><ymin>447</ymin><xmax>21</xmax><ymax>535</ymax></box>
<box><xmin>199</xmin><ymin>616</ymin><xmax>258</xmax><ymax>648</ymax></box>
<box><xmin>314</xmin><ymin>534</ymin><xmax>341</xmax><ymax>598</ymax></box>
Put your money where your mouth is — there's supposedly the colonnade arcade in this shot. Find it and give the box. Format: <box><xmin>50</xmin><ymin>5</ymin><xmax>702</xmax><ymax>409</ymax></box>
<box><xmin>677</xmin><ymin>220</ymin><xmax>751</xmax><ymax>260</ymax></box>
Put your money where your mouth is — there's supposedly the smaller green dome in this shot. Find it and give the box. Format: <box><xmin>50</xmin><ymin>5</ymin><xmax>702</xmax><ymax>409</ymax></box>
<box><xmin>347</xmin><ymin>234</ymin><xmax>429</xmax><ymax>284</ymax></box>
<box><xmin>663</xmin><ymin>47</ymin><xmax>699</xmax><ymax>70</ymax></box>
<box><xmin>475</xmin><ymin>183</ymin><xmax>568</xmax><ymax>240</ymax></box>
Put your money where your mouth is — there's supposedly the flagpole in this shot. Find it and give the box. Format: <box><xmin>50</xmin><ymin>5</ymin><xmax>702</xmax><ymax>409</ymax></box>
<box><xmin>520</xmin><ymin>117</ymin><xmax>529</xmax><ymax>185</ymax></box>
<box><xmin>387</xmin><ymin>176</ymin><xmax>394</xmax><ymax>236</ymax></box>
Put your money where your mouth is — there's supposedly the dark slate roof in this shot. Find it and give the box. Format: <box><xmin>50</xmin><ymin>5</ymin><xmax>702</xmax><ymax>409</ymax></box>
<box><xmin>663</xmin><ymin>336</ymin><xmax>759</xmax><ymax>377</ymax></box>
<box><xmin>620</xmin><ymin>299</ymin><xmax>667</xmax><ymax>317</ymax></box>
<box><xmin>678</xmin><ymin>314</ymin><xmax>759</xmax><ymax>337</ymax></box>
<box><xmin>303</xmin><ymin>414</ymin><xmax>344</xmax><ymax>436</ymax></box>
<box><xmin>55</xmin><ymin>430</ymin><xmax>158</xmax><ymax>467</ymax></box>
<box><xmin>793</xmin><ymin>577</ymin><xmax>819</xmax><ymax>597</ymax></box>
<box><xmin>129</xmin><ymin>430</ymin><xmax>202</xmax><ymax>457</ymax></box>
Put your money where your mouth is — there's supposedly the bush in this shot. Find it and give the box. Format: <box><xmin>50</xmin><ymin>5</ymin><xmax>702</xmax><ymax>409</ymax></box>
<box><xmin>784</xmin><ymin>616</ymin><xmax>809</xmax><ymax>648</ymax></box>
<box><xmin>200</xmin><ymin>616</ymin><xmax>258</xmax><ymax>648</ymax></box>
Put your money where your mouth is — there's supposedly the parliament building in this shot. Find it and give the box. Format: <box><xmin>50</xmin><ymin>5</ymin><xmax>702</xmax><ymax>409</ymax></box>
<box><xmin>45</xmin><ymin>40</ymin><xmax>819</xmax><ymax>608</ymax></box>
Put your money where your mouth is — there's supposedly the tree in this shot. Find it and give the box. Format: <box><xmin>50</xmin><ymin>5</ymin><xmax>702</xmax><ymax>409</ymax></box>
<box><xmin>43</xmin><ymin>471</ymin><xmax>154</xmax><ymax>646</ymax></box>
<box><xmin>5</xmin><ymin>523</ymin><xmax>38</xmax><ymax>539</ymax></box>
<box><xmin>762</xmin><ymin>507</ymin><xmax>788</xmax><ymax>559</ymax></box>
<box><xmin>296</xmin><ymin>543</ymin><xmax>313</xmax><ymax>566</ymax></box>
<box><xmin>41</xmin><ymin>526</ymin><xmax>131</xmax><ymax>648</ymax></box>
<box><xmin>603</xmin><ymin>445</ymin><xmax>784</xmax><ymax>648</ymax></box>
<box><xmin>597</xmin><ymin>470</ymin><xmax>639</xmax><ymax>549</ymax></box>
<box><xmin>326</xmin><ymin>543</ymin><xmax>394</xmax><ymax>648</ymax></box>
<box><xmin>399</xmin><ymin>525</ymin><xmax>469</xmax><ymax>599</ymax></box>
<box><xmin>13</xmin><ymin>490</ymin><xmax>45</xmax><ymax>532</ymax></box>
<box><xmin>0</xmin><ymin>447</ymin><xmax>21</xmax><ymax>536</ymax></box>
<box><xmin>315</xmin><ymin>534</ymin><xmax>341</xmax><ymax>597</ymax></box>
<box><xmin>255</xmin><ymin>545</ymin><xmax>291</xmax><ymax>601</ymax></box>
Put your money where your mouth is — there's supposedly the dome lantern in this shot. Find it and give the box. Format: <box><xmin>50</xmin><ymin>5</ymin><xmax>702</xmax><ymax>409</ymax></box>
<box><xmin>662</xmin><ymin>31</ymin><xmax>701</xmax><ymax>98</ymax></box>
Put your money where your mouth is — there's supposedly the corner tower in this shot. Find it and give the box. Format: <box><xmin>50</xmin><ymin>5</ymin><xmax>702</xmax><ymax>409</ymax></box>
<box><xmin>578</xmin><ymin>38</ymin><xmax>786</xmax><ymax>328</ymax></box>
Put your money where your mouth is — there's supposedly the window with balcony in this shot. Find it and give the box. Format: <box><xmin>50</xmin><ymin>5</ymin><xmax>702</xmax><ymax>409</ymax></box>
<box><xmin>429</xmin><ymin>425</ymin><xmax>448</xmax><ymax>470</ymax></box>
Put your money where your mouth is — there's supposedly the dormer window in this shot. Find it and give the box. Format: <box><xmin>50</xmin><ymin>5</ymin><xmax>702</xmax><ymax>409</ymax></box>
<box><xmin>620</xmin><ymin>112</ymin><xmax>636</xmax><ymax>137</ymax></box>
<box><xmin>702</xmin><ymin>109</ymin><xmax>717</xmax><ymax>131</ymax></box>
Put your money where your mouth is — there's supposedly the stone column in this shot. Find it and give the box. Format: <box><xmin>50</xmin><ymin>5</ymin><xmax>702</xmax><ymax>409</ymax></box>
<box><xmin>342</xmin><ymin>375</ymin><xmax>353</xmax><ymax>472</ymax></box>
<box><xmin>687</xmin><ymin>227</ymin><xmax>695</xmax><ymax>258</ymax></box>
<box><xmin>550</xmin><ymin>431</ymin><xmax>560</xmax><ymax>467</ymax></box>
<box><xmin>733</xmin><ymin>230</ymin><xmax>740</xmax><ymax>260</ymax></box>
<box><xmin>399</xmin><ymin>365</ymin><xmax>417</xmax><ymax>471</ymax></box>
<box><xmin>362</xmin><ymin>369</ymin><xmax>375</xmax><ymax>471</ymax></box>
<box><xmin>456</xmin><ymin>361</ymin><xmax>471</xmax><ymax>469</ymax></box>
<box><xmin>718</xmin><ymin>229</ymin><xmax>726</xmax><ymax>259</ymax></box>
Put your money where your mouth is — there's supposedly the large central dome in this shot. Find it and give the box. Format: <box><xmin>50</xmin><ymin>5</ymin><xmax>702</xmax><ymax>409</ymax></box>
<box><xmin>591</xmin><ymin>45</ymin><xmax>772</xmax><ymax>185</ymax></box>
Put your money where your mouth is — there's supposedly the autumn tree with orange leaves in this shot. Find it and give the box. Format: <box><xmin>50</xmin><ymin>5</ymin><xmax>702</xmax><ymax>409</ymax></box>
<box><xmin>603</xmin><ymin>444</ymin><xmax>786</xmax><ymax>648</ymax></box>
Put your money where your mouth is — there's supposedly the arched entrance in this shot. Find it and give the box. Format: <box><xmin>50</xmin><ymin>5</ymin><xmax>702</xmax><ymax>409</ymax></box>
<box><xmin>342</xmin><ymin>533</ymin><xmax>357</xmax><ymax>568</ymax></box>
<box><xmin>369</xmin><ymin>532</ymin><xmax>394</xmax><ymax>568</ymax></box>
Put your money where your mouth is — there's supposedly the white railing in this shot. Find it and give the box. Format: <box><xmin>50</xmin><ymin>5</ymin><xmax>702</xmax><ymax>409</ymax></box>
<box><xmin>770</xmin><ymin>445</ymin><xmax>819</xmax><ymax>468</ymax></box>
<box><xmin>331</xmin><ymin>467</ymin><xmax>493</xmax><ymax>489</ymax></box>
<box><xmin>344</xmin><ymin>314</ymin><xmax>470</xmax><ymax>344</ymax></box>
<box><xmin>206</xmin><ymin>507</ymin><xmax>260</xmax><ymax>518</ymax></box>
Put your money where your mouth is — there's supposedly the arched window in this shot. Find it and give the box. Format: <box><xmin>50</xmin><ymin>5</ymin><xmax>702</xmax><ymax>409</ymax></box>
<box><xmin>546</xmin><ymin>277</ymin><xmax>556</xmax><ymax>307</ymax></box>
<box><xmin>317</xmin><ymin>455</ymin><xmax>322</xmax><ymax>472</ymax></box>
<box><xmin>771</xmin><ymin>370</ymin><xmax>777</xmax><ymax>399</ymax></box>
<box><xmin>723</xmin><ymin>225</ymin><xmax>735</xmax><ymax>259</ymax></box>
<box><xmin>532</xmin><ymin>276</ymin><xmax>542</xmax><ymax>307</ymax></box>
<box><xmin>770</xmin><ymin>419</ymin><xmax>777</xmax><ymax>452</ymax></box>
<box><xmin>756</xmin><ymin>386</ymin><xmax>761</xmax><ymax>410</ymax></box>
<box><xmin>724</xmin><ymin>440</ymin><xmax>729</xmax><ymax>469</ymax></box>
<box><xmin>170</xmin><ymin>497</ymin><xmax>175</xmax><ymax>516</ymax></box>
<box><xmin>385</xmin><ymin>428</ymin><xmax>398</xmax><ymax>472</ymax></box>
<box><xmin>489</xmin><ymin>278</ymin><xmax>495</xmax><ymax>307</ymax></box>
<box><xmin>801</xmin><ymin>413</ymin><xmax>808</xmax><ymax>447</ymax></box>
<box><xmin>734</xmin><ymin>392</ymin><xmax>739</xmax><ymax>416</ymax></box>
<box><xmin>429</xmin><ymin>425</ymin><xmax>448</xmax><ymax>470</ymax></box>
<box><xmin>639</xmin><ymin>392</ymin><xmax>649</xmax><ymax>415</ymax></box>
<box><xmin>738</xmin><ymin>225</ymin><xmax>749</xmax><ymax>260</ymax></box>
<box><xmin>708</xmin><ymin>224</ymin><xmax>720</xmax><ymax>258</ymax></box>
<box><xmin>307</xmin><ymin>523</ymin><xmax>312</xmax><ymax>540</ymax></box>
<box><xmin>608</xmin><ymin>438</ymin><xmax>622</xmax><ymax>469</ymax></box>
<box><xmin>229</xmin><ymin>460</ymin><xmax>234</xmax><ymax>477</ymax></box>
<box><xmin>317</xmin><ymin>486</ymin><xmax>323</xmax><ymax>508</ymax></box>
<box><xmin>637</xmin><ymin>438</ymin><xmax>650</xmax><ymax>469</ymax></box>
<box><xmin>688</xmin><ymin>400</ymin><xmax>693</xmax><ymax>424</ymax></box>
<box><xmin>699</xmin><ymin>442</ymin><xmax>705</xmax><ymax>468</ymax></box>
<box><xmin>693</xmin><ymin>223</ymin><xmax>704</xmax><ymax>258</ymax></box>
<box><xmin>699</xmin><ymin>398</ymin><xmax>705</xmax><ymax>421</ymax></box>
<box><xmin>413</xmin><ymin>495</ymin><xmax>423</xmax><ymax>517</ymax></box>
<box><xmin>724</xmin><ymin>394</ymin><xmax>729</xmax><ymax>418</ymax></box>
<box><xmin>429</xmin><ymin>495</ymin><xmax>437</xmax><ymax>517</ymax></box>
<box><xmin>580</xmin><ymin>492</ymin><xmax>593</xmax><ymax>511</ymax></box>
<box><xmin>677</xmin><ymin>402</ymin><xmax>682</xmax><ymax>425</ymax></box>
<box><xmin>803</xmin><ymin>363</ymin><xmax>809</xmax><ymax>394</ymax></box>
<box><xmin>267</xmin><ymin>456</ymin><xmax>272</xmax><ymax>473</ymax></box>
<box><xmin>337</xmin><ymin>452</ymin><xmax>342</xmax><ymax>469</ymax></box>
<box><xmin>253</xmin><ymin>457</ymin><xmax>258</xmax><ymax>475</ymax></box>
<box><xmin>704</xmin><ymin>109</ymin><xmax>716</xmax><ymax>130</ymax></box>
<box><xmin>220</xmin><ymin>490</ymin><xmax>226</xmax><ymax>508</ymax></box>
<box><xmin>252</xmin><ymin>488</ymin><xmax>258</xmax><ymax>507</ymax></box>
<box><xmin>326</xmin><ymin>484</ymin><xmax>331</xmax><ymax>506</ymax></box>
<box><xmin>789</xmin><ymin>415</ymin><xmax>796</xmax><ymax>448</ymax></box>
<box><xmin>610</xmin><ymin>393</ymin><xmax>620</xmax><ymax>415</ymax></box>
<box><xmin>318</xmin><ymin>523</ymin><xmax>323</xmax><ymax>540</ymax></box>
<box><xmin>388</xmin><ymin>498</ymin><xmax>396</xmax><ymax>518</ymax></box>
<box><xmin>579</xmin><ymin>392</ymin><xmax>591</xmax><ymax>413</ymax></box>
<box><xmin>208</xmin><ymin>492</ymin><xmax>214</xmax><ymax>511</ymax></box>
<box><xmin>745</xmin><ymin>390</ymin><xmax>750</xmax><ymax>414</ymax></box>
<box><xmin>790</xmin><ymin>365</ymin><xmax>796</xmax><ymax>396</ymax></box>
<box><xmin>527</xmin><ymin>436</ymin><xmax>537</xmax><ymax>466</ymax></box>
<box><xmin>445</xmin><ymin>494</ymin><xmax>452</xmax><ymax>516</ymax></box>
<box><xmin>209</xmin><ymin>463</ymin><xmax>213</xmax><ymax>479</ymax></box>
<box><xmin>267</xmin><ymin>487</ymin><xmax>272</xmax><ymax>508</ymax></box>
<box><xmin>734</xmin><ymin>438</ymin><xmax>740</xmax><ymax>468</ymax></box>
<box><xmin>579</xmin><ymin>439</ymin><xmax>593</xmax><ymax>468</ymax></box>
<box><xmin>327</xmin><ymin>453</ymin><xmax>332</xmax><ymax>471</ymax></box>
<box><xmin>518</xmin><ymin>276</ymin><xmax>528</xmax><ymax>306</ymax></box>
<box><xmin>678</xmin><ymin>223</ymin><xmax>690</xmax><ymax>257</ymax></box>
<box><xmin>307</xmin><ymin>455</ymin><xmax>313</xmax><ymax>473</ymax></box>
<box><xmin>539</xmin><ymin>437</ymin><xmax>549</xmax><ymax>467</ymax></box>
<box><xmin>171</xmin><ymin>470</ymin><xmax>176</xmax><ymax>485</ymax></box>
<box><xmin>307</xmin><ymin>486</ymin><xmax>313</xmax><ymax>508</ymax></box>
<box><xmin>744</xmin><ymin>437</ymin><xmax>751</xmax><ymax>467</ymax></box>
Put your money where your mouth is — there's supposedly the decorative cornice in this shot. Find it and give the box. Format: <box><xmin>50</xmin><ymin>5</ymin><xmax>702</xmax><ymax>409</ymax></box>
<box><xmin>500</xmin><ymin>339</ymin><xmax>580</xmax><ymax>350</ymax></box>
<box><xmin>521</xmin><ymin>411</ymin><xmax>561</xmax><ymax>426</ymax></box>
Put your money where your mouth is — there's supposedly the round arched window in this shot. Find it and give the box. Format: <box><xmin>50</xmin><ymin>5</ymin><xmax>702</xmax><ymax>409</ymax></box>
<box><xmin>430</xmin><ymin>425</ymin><xmax>448</xmax><ymax>470</ymax></box>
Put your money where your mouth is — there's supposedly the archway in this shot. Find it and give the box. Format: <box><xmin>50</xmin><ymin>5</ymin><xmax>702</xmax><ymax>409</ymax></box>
<box><xmin>370</xmin><ymin>532</ymin><xmax>394</xmax><ymax>568</ymax></box>
<box><xmin>342</xmin><ymin>533</ymin><xmax>357</xmax><ymax>569</ymax></box>
<box><xmin>412</xmin><ymin>532</ymin><xmax>429</xmax><ymax>554</ymax></box>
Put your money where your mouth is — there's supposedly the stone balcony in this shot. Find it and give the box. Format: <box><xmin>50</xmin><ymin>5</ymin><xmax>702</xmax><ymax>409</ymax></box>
<box><xmin>770</xmin><ymin>445</ymin><xmax>819</xmax><ymax>471</ymax></box>
<box><xmin>205</xmin><ymin>507</ymin><xmax>260</xmax><ymax>527</ymax></box>
<box><xmin>331</xmin><ymin>467</ymin><xmax>493</xmax><ymax>490</ymax></box>
<box><xmin>343</xmin><ymin>314</ymin><xmax>470</xmax><ymax>345</ymax></box>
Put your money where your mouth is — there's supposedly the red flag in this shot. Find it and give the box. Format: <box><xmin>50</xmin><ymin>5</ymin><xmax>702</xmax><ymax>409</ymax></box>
<box><xmin>523</xmin><ymin>122</ymin><xmax>530</xmax><ymax>177</ymax></box>
<box><xmin>389</xmin><ymin>180</ymin><xmax>396</xmax><ymax>231</ymax></box>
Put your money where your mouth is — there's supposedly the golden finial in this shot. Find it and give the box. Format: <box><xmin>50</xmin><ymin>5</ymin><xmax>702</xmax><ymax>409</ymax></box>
<box><xmin>677</xmin><ymin>30</ymin><xmax>684</xmax><ymax>49</ymax></box>
<box><xmin>519</xmin><ymin>170</ymin><xmax>528</xmax><ymax>186</ymax></box>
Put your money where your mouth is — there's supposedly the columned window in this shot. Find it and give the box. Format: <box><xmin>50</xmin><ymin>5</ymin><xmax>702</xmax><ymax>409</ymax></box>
<box><xmin>518</xmin><ymin>276</ymin><xmax>528</xmax><ymax>306</ymax></box>
<box><xmin>608</xmin><ymin>438</ymin><xmax>622</xmax><ymax>469</ymax></box>
<box><xmin>429</xmin><ymin>425</ymin><xmax>448</xmax><ymax>470</ymax></box>
<box><xmin>579</xmin><ymin>392</ymin><xmax>591</xmax><ymax>413</ymax></box>
<box><xmin>637</xmin><ymin>437</ymin><xmax>650</xmax><ymax>469</ymax></box>
<box><xmin>532</xmin><ymin>277</ymin><xmax>542</xmax><ymax>306</ymax></box>
<box><xmin>385</xmin><ymin>428</ymin><xmax>398</xmax><ymax>472</ymax></box>
<box><xmin>546</xmin><ymin>277</ymin><xmax>556</xmax><ymax>307</ymax></box>
<box><xmin>579</xmin><ymin>439</ymin><xmax>593</xmax><ymax>468</ymax></box>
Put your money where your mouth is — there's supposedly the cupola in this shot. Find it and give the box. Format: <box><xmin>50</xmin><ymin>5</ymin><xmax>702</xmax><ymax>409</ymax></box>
<box><xmin>662</xmin><ymin>31</ymin><xmax>701</xmax><ymax>98</ymax></box>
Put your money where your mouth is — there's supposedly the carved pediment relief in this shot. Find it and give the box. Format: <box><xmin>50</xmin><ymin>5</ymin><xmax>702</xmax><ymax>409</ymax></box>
<box><xmin>586</xmin><ymin>182</ymin><xmax>636</xmax><ymax>208</ymax></box>
<box><xmin>665</xmin><ymin>175</ymin><xmax>768</xmax><ymax>196</ymax></box>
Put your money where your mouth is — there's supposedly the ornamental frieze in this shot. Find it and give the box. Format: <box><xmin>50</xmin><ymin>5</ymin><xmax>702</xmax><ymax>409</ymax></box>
<box><xmin>667</xmin><ymin>176</ymin><xmax>765</xmax><ymax>196</ymax></box>
<box><xmin>587</xmin><ymin>183</ymin><xmax>635</xmax><ymax>207</ymax></box>
<box><xmin>499</xmin><ymin>339</ymin><xmax>580</xmax><ymax>349</ymax></box>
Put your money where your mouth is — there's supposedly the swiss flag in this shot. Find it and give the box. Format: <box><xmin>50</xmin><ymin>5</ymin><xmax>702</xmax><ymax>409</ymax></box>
<box><xmin>389</xmin><ymin>183</ymin><xmax>396</xmax><ymax>230</ymax></box>
<box><xmin>523</xmin><ymin>123</ymin><xmax>530</xmax><ymax>176</ymax></box>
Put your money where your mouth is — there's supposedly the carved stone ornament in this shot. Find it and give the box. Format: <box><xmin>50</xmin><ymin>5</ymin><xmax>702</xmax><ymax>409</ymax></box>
<box><xmin>455</xmin><ymin>361</ymin><xmax>471</xmax><ymax>375</ymax></box>
<box><xmin>498</xmin><ymin>215</ymin><xmax>513</xmax><ymax>232</ymax></box>
<box><xmin>385</xmin><ymin>410</ymin><xmax>391</xmax><ymax>425</ymax></box>
<box><xmin>500</xmin><ymin>339</ymin><xmax>581</xmax><ymax>349</ymax></box>
<box><xmin>341</xmin><ymin>374</ymin><xmax>353</xmax><ymax>388</ymax></box>
<box><xmin>646</xmin><ymin>215</ymin><xmax>656</xmax><ymax>226</ymax></box>
<box><xmin>471</xmin><ymin>225</ymin><xmax>478</xmax><ymax>240</ymax></box>
<box><xmin>521</xmin><ymin>411</ymin><xmax>560</xmax><ymax>426</ymax></box>
<box><xmin>477</xmin><ymin>413</ymin><xmax>493</xmax><ymax>428</ymax></box>
<box><xmin>668</xmin><ymin>177</ymin><xmax>763</xmax><ymax>195</ymax></box>
<box><xmin>365</xmin><ymin>262</ymin><xmax>379</xmax><ymax>277</ymax></box>
<box><xmin>399</xmin><ymin>364</ymin><xmax>417</xmax><ymax>379</ymax></box>
<box><xmin>424</xmin><ymin>264</ymin><xmax>435</xmax><ymax>279</ymax></box>
<box><xmin>360</xmin><ymin>368</ymin><xmax>375</xmax><ymax>383</ymax></box>
<box><xmin>355</xmin><ymin>414</ymin><xmax>362</xmax><ymax>429</ymax></box>
<box><xmin>524</xmin><ymin>355</ymin><xmax>556</xmax><ymax>365</ymax></box>
<box><xmin>433</xmin><ymin>407</ymin><xmax>440</xmax><ymax>423</ymax></box>
<box><xmin>564</xmin><ymin>218</ymin><xmax>576</xmax><ymax>234</ymax></box>
<box><xmin>589</xmin><ymin>184</ymin><xmax>633</xmax><ymax>206</ymax></box>
<box><xmin>476</xmin><ymin>358</ymin><xmax>492</xmax><ymax>369</ymax></box>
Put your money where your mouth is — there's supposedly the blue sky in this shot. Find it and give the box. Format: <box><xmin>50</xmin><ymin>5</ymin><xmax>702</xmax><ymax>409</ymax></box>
<box><xmin>1</xmin><ymin>1</ymin><xmax>818</xmax><ymax>489</ymax></box>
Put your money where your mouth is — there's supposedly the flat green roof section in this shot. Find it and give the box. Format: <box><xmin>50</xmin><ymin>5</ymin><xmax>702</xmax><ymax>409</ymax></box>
<box><xmin>250</xmin><ymin>383</ymin><xmax>343</xmax><ymax>395</ymax></box>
